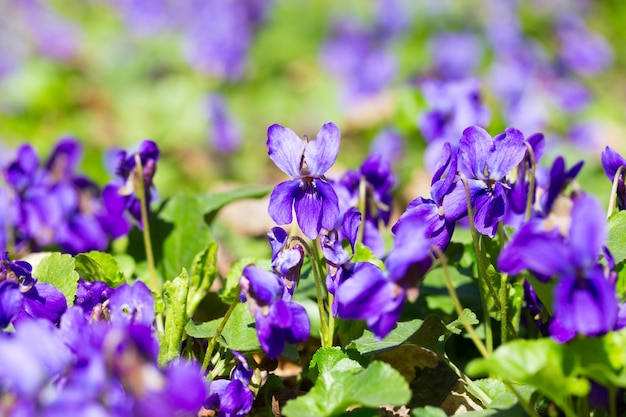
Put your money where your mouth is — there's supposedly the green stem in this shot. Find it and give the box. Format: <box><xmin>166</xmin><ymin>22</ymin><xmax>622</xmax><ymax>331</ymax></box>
<box><xmin>434</xmin><ymin>247</ymin><xmax>490</xmax><ymax>359</ymax></box>
<box><xmin>442</xmin><ymin>355</ymin><xmax>492</xmax><ymax>406</ymax></box>
<box><xmin>524</xmin><ymin>142</ymin><xmax>537</xmax><ymax>221</ymax></box>
<box><xmin>459</xmin><ymin>173</ymin><xmax>493</xmax><ymax>354</ymax></box>
<box><xmin>291</xmin><ymin>237</ymin><xmax>330</xmax><ymax>347</ymax></box>
<box><xmin>134</xmin><ymin>154</ymin><xmax>159</xmax><ymax>294</ymax></box>
<box><xmin>504</xmin><ymin>382</ymin><xmax>541</xmax><ymax>417</ymax></box>
<box><xmin>500</xmin><ymin>272</ymin><xmax>509</xmax><ymax>345</ymax></box>
<box><xmin>607</xmin><ymin>166</ymin><xmax>623</xmax><ymax>219</ymax></box>
<box><xmin>201</xmin><ymin>297</ymin><xmax>239</xmax><ymax>373</ymax></box>
<box><xmin>609</xmin><ymin>386</ymin><xmax>618</xmax><ymax>417</ymax></box>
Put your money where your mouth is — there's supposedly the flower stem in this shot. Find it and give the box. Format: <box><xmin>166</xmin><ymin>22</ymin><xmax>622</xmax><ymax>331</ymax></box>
<box><xmin>607</xmin><ymin>166</ymin><xmax>623</xmax><ymax>219</ymax></box>
<box><xmin>504</xmin><ymin>381</ymin><xmax>541</xmax><ymax>417</ymax></box>
<box><xmin>434</xmin><ymin>247</ymin><xmax>489</xmax><ymax>359</ymax></box>
<box><xmin>459</xmin><ymin>173</ymin><xmax>493</xmax><ymax>354</ymax></box>
<box><xmin>500</xmin><ymin>272</ymin><xmax>509</xmax><ymax>345</ymax></box>
<box><xmin>134</xmin><ymin>154</ymin><xmax>159</xmax><ymax>294</ymax></box>
<box><xmin>202</xmin><ymin>297</ymin><xmax>239</xmax><ymax>374</ymax></box>
<box><xmin>291</xmin><ymin>236</ymin><xmax>331</xmax><ymax>347</ymax></box>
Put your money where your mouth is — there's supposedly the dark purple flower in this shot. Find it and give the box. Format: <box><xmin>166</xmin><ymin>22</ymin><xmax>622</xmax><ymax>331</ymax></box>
<box><xmin>267</xmin><ymin>123</ymin><xmax>340</xmax><ymax>240</ymax></box>
<box><xmin>267</xmin><ymin>227</ymin><xmax>304</xmax><ymax>295</ymax></box>
<box><xmin>394</xmin><ymin>142</ymin><xmax>458</xmax><ymax>253</ymax></box>
<box><xmin>602</xmin><ymin>146</ymin><xmax>626</xmax><ymax>211</ymax></box>
<box><xmin>103</xmin><ymin>140</ymin><xmax>159</xmax><ymax>230</ymax></box>
<box><xmin>108</xmin><ymin>281</ymin><xmax>155</xmax><ymax>327</ymax></box>
<box><xmin>0</xmin><ymin>281</ymin><xmax>23</xmax><ymax>328</ymax></box>
<box><xmin>335</xmin><ymin>213</ymin><xmax>431</xmax><ymax>338</ymax></box>
<box><xmin>335</xmin><ymin>154</ymin><xmax>394</xmax><ymax>257</ymax></box>
<box><xmin>240</xmin><ymin>266</ymin><xmax>310</xmax><ymax>359</ymax></box>
<box><xmin>75</xmin><ymin>279</ymin><xmax>113</xmax><ymax>318</ymax></box>
<box><xmin>500</xmin><ymin>194</ymin><xmax>618</xmax><ymax>339</ymax></box>
<box><xmin>336</xmin><ymin>262</ymin><xmax>405</xmax><ymax>339</ymax></box>
<box><xmin>205</xmin><ymin>352</ymin><xmax>254</xmax><ymax>417</ymax></box>
<box><xmin>443</xmin><ymin>126</ymin><xmax>527</xmax><ymax>237</ymax></box>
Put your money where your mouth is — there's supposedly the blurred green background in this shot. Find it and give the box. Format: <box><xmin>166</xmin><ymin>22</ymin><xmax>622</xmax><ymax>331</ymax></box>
<box><xmin>1</xmin><ymin>0</ymin><xmax>625</xmax><ymax>208</ymax></box>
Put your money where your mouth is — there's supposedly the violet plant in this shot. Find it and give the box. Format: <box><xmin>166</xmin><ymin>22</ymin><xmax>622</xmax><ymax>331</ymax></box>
<box><xmin>1</xmin><ymin>2</ymin><xmax>626</xmax><ymax>416</ymax></box>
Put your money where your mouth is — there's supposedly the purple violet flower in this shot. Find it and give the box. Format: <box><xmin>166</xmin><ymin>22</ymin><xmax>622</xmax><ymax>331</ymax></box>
<box><xmin>499</xmin><ymin>194</ymin><xmax>618</xmax><ymax>340</ymax></box>
<box><xmin>108</xmin><ymin>280</ymin><xmax>155</xmax><ymax>327</ymax></box>
<box><xmin>443</xmin><ymin>126</ymin><xmax>527</xmax><ymax>237</ymax></box>
<box><xmin>602</xmin><ymin>146</ymin><xmax>626</xmax><ymax>211</ymax></box>
<box><xmin>394</xmin><ymin>142</ymin><xmax>458</xmax><ymax>253</ymax></box>
<box><xmin>267</xmin><ymin>123</ymin><xmax>340</xmax><ymax>240</ymax></box>
<box><xmin>205</xmin><ymin>352</ymin><xmax>254</xmax><ymax>417</ymax></box>
<box><xmin>240</xmin><ymin>266</ymin><xmax>310</xmax><ymax>359</ymax></box>
<box><xmin>335</xmin><ymin>214</ymin><xmax>431</xmax><ymax>338</ymax></box>
<box><xmin>103</xmin><ymin>140</ymin><xmax>159</xmax><ymax>230</ymax></box>
<box><xmin>335</xmin><ymin>154</ymin><xmax>394</xmax><ymax>257</ymax></box>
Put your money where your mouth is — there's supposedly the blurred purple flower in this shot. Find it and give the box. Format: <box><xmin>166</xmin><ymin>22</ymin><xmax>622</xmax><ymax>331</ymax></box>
<box><xmin>418</xmin><ymin>78</ymin><xmax>490</xmax><ymax>172</ymax></box>
<box><xmin>557</xmin><ymin>14</ymin><xmax>613</xmax><ymax>76</ymax></box>
<box><xmin>369</xmin><ymin>128</ymin><xmax>405</xmax><ymax>163</ymax></box>
<box><xmin>429</xmin><ymin>32</ymin><xmax>483</xmax><ymax>80</ymax></box>
<box><xmin>207</xmin><ymin>94</ymin><xmax>242</xmax><ymax>154</ymax></box>
<box><xmin>184</xmin><ymin>0</ymin><xmax>252</xmax><ymax>80</ymax></box>
<box><xmin>267</xmin><ymin>123</ymin><xmax>340</xmax><ymax>239</ymax></box>
<box><xmin>321</xmin><ymin>19</ymin><xmax>397</xmax><ymax>103</ymax></box>
<box><xmin>14</xmin><ymin>0</ymin><xmax>81</xmax><ymax>62</ymax></box>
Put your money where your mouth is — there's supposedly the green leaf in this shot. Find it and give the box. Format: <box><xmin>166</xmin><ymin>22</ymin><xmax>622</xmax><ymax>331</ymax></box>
<box><xmin>283</xmin><ymin>348</ymin><xmax>410</xmax><ymax>417</ymax></box>
<box><xmin>608</xmin><ymin>210</ymin><xmax>626</xmax><ymax>264</ymax></box>
<box><xmin>187</xmin><ymin>242</ymin><xmax>218</xmax><ymax>317</ymax></box>
<box><xmin>462</xmin><ymin>384</ymin><xmax>535</xmax><ymax>417</ymax></box>
<box><xmin>198</xmin><ymin>186</ymin><xmax>272</xmax><ymax>222</ymax></box>
<box><xmin>75</xmin><ymin>251</ymin><xmax>125</xmax><ymax>287</ymax></box>
<box><xmin>351</xmin><ymin>242</ymin><xmax>385</xmax><ymax>270</ymax></box>
<box><xmin>466</xmin><ymin>339</ymin><xmax>589</xmax><ymax>411</ymax></box>
<box><xmin>159</xmin><ymin>269</ymin><xmax>190</xmax><ymax>365</ymax></box>
<box><xmin>446</xmin><ymin>308</ymin><xmax>479</xmax><ymax>335</ymax></box>
<box><xmin>347</xmin><ymin>319</ymin><xmax>424</xmax><ymax>355</ymax></box>
<box><xmin>185</xmin><ymin>302</ymin><xmax>261</xmax><ymax>352</ymax></box>
<box><xmin>34</xmin><ymin>253</ymin><xmax>79</xmax><ymax>306</ymax></box>
<box><xmin>219</xmin><ymin>257</ymin><xmax>271</xmax><ymax>304</ymax></box>
<box><xmin>159</xmin><ymin>193</ymin><xmax>212</xmax><ymax>281</ymax></box>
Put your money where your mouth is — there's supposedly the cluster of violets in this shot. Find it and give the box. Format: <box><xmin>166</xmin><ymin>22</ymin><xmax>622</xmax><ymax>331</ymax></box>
<box><xmin>3</xmin><ymin>119</ymin><xmax>626</xmax><ymax>414</ymax></box>
<box><xmin>0</xmin><ymin>138</ymin><xmax>159</xmax><ymax>256</ymax></box>
<box><xmin>259</xmin><ymin>119</ymin><xmax>626</xmax><ymax>353</ymax></box>
<box><xmin>0</xmin><ymin>138</ymin><xmax>257</xmax><ymax>416</ymax></box>
<box><xmin>0</xmin><ymin>254</ymin><xmax>208</xmax><ymax>416</ymax></box>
